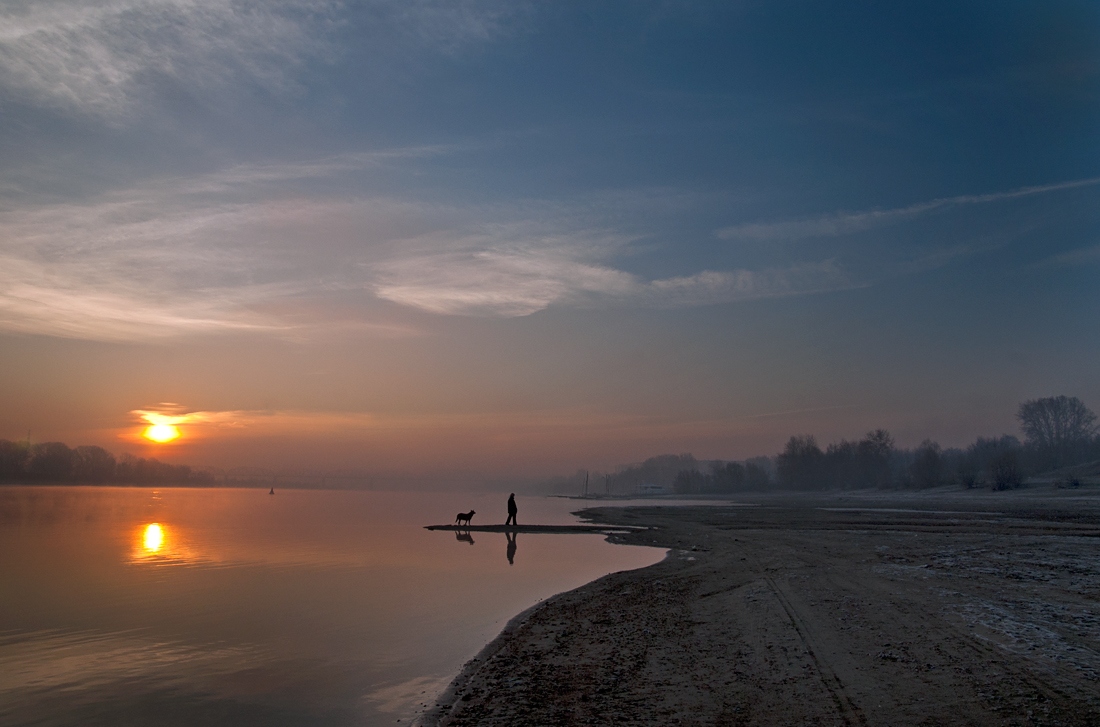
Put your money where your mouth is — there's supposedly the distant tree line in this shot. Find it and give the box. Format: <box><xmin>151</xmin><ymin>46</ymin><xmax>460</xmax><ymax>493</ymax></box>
<box><xmin>670</xmin><ymin>396</ymin><xmax>1099</xmax><ymax>494</ymax></box>
<box><xmin>0</xmin><ymin>439</ymin><xmax>214</xmax><ymax>485</ymax></box>
<box><xmin>774</xmin><ymin>396</ymin><xmax>1099</xmax><ymax>491</ymax></box>
<box><xmin>547</xmin><ymin>453</ymin><xmax>776</xmax><ymax>496</ymax></box>
<box><xmin>610</xmin><ymin>454</ymin><xmax>704</xmax><ymax>494</ymax></box>
<box><xmin>671</xmin><ymin>458</ymin><xmax>773</xmax><ymax>494</ymax></box>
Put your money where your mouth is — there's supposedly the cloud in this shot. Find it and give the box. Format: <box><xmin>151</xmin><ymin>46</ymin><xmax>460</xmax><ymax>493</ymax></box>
<box><xmin>0</xmin><ymin>0</ymin><xmax>341</xmax><ymax>120</ymax></box>
<box><xmin>0</xmin><ymin>151</ymin><xmax>855</xmax><ymax>340</ymax></box>
<box><xmin>716</xmin><ymin>176</ymin><xmax>1100</xmax><ymax>242</ymax></box>
<box><xmin>0</xmin><ymin>259</ymin><xmax>286</xmax><ymax>340</ymax></box>
<box><xmin>1035</xmin><ymin>243</ymin><xmax>1100</xmax><ymax>268</ymax></box>
<box><xmin>373</xmin><ymin>230</ymin><xmax>852</xmax><ymax>317</ymax></box>
<box><xmin>370</xmin><ymin>0</ymin><xmax>527</xmax><ymax>54</ymax></box>
<box><xmin>132</xmin><ymin>404</ymin><xmax>269</xmax><ymax>429</ymax></box>
<box><xmin>160</xmin><ymin>146</ymin><xmax>454</xmax><ymax>195</ymax></box>
<box><xmin>645</xmin><ymin>261</ymin><xmax>851</xmax><ymax>307</ymax></box>
<box><xmin>0</xmin><ymin>0</ymin><xmax>525</xmax><ymax>122</ymax></box>
<box><xmin>124</xmin><ymin>403</ymin><xmax>753</xmax><ymax>440</ymax></box>
<box><xmin>0</xmin><ymin>194</ymin><xmax>302</xmax><ymax>340</ymax></box>
<box><xmin>0</xmin><ymin>151</ymin><xmax>450</xmax><ymax>340</ymax></box>
<box><xmin>372</xmin><ymin>231</ymin><xmax>638</xmax><ymax>316</ymax></box>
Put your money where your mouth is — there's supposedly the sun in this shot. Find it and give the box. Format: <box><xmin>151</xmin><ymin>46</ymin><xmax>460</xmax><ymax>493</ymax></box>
<box><xmin>144</xmin><ymin>423</ymin><xmax>180</xmax><ymax>443</ymax></box>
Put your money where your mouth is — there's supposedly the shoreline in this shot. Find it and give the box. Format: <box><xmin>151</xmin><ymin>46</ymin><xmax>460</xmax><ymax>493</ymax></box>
<box><xmin>420</xmin><ymin>489</ymin><xmax>1100</xmax><ymax>726</ymax></box>
<box><xmin>423</xmin><ymin>523</ymin><xmax>646</xmax><ymax>534</ymax></box>
<box><xmin>415</xmin><ymin>540</ymin><xmax>682</xmax><ymax>727</ymax></box>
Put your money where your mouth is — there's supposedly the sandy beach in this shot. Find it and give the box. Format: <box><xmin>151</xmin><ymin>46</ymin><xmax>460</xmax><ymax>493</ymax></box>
<box><xmin>421</xmin><ymin>488</ymin><xmax>1100</xmax><ymax>726</ymax></box>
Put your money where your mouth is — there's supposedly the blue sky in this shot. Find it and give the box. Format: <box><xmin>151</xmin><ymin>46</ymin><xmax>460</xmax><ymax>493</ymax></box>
<box><xmin>1</xmin><ymin>1</ymin><xmax>1097</xmax><ymax>477</ymax></box>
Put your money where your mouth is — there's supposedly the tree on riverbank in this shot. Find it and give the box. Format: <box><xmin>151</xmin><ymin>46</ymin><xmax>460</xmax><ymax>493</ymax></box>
<box><xmin>1018</xmin><ymin>396</ymin><xmax>1098</xmax><ymax>470</ymax></box>
<box><xmin>0</xmin><ymin>439</ymin><xmax>213</xmax><ymax>485</ymax></box>
<box><xmin>666</xmin><ymin>396</ymin><xmax>1099</xmax><ymax>493</ymax></box>
<box><xmin>774</xmin><ymin>429</ymin><xmax>896</xmax><ymax>490</ymax></box>
<box><xmin>910</xmin><ymin>440</ymin><xmax>945</xmax><ymax>488</ymax></box>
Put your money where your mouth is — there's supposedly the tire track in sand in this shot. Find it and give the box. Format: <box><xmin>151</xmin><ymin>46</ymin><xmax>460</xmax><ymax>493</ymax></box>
<box><xmin>738</xmin><ymin>539</ymin><xmax>869</xmax><ymax>726</ymax></box>
<box><xmin>760</xmin><ymin>523</ymin><xmax>1100</xmax><ymax>726</ymax></box>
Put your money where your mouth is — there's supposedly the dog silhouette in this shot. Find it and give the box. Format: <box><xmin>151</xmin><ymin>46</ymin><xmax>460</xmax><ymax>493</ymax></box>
<box><xmin>455</xmin><ymin>510</ymin><xmax>475</xmax><ymax>526</ymax></box>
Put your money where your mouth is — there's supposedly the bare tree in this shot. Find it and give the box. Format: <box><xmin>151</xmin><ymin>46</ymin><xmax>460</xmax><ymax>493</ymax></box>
<box><xmin>777</xmin><ymin>435</ymin><xmax>824</xmax><ymax>490</ymax></box>
<box><xmin>0</xmin><ymin>439</ymin><xmax>29</xmax><ymax>480</ymax></box>
<box><xmin>1017</xmin><ymin>396</ymin><xmax>1097</xmax><ymax>467</ymax></box>
<box><xmin>990</xmin><ymin>450</ymin><xmax>1023</xmax><ymax>490</ymax></box>
<box><xmin>911</xmin><ymin>440</ymin><xmax>944</xmax><ymax>488</ymax></box>
<box><xmin>73</xmin><ymin>445</ymin><xmax>117</xmax><ymax>482</ymax></box>
<box><xmin>26</xmin><ymin>442</ymin><xmax>75</xmax><ymax>481</ymax></box>
<box><xmin>857</xmin><ymin>429</ymin><xmax>894</xmax><ymax>488</ymax></box>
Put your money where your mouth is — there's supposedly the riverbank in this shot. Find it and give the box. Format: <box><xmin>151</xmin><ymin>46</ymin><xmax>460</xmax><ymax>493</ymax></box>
<box><xmin>420</xmin><ymin>487</ymin><xmax>1100</xmax><ymax>725</ymax></box>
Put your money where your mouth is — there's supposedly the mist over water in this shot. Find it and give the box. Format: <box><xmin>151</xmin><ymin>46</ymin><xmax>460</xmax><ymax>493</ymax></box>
<box><xmin>0</xmin><ymin>487</ymin><xmax>664</xmax><ymax>725</ymax></box>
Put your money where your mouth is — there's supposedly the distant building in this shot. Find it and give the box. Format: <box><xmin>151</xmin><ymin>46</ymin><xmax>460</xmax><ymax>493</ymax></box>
<box><xmin>636</xmin><ymin>483</ymin><xmax>670</xmax><ymax>496</ymax></box>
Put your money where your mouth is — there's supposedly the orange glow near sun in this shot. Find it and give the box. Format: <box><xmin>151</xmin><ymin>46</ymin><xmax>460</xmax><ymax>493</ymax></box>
<box><xmin>144</xmin><ymin>423</ymin><xmax>180</xmax><ymax>443</ymax></box>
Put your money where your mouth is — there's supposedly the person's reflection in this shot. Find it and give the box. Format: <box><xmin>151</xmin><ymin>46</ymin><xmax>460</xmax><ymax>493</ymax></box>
<box><xmin>455</xmin><ymin>530</ymin><xmax>474</xmax><ymax>545</ymax></box>
<box><xmin>505</xmin><ymin>530</ymin><xmax>517</xmax><ymax>565</ymax></box>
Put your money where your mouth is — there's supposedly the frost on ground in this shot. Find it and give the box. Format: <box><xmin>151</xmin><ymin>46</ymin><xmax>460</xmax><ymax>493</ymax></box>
<box><xmin>423</xmin><ymin>488</ymin><xmax>1100</xmax><ymax>726</ymax></box>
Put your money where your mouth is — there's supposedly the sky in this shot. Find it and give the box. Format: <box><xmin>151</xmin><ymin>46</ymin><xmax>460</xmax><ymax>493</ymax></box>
<box><xmin>1</xmin><ymin>0</ymin><xmax>1098</xmax><ymax>484</ymax></box>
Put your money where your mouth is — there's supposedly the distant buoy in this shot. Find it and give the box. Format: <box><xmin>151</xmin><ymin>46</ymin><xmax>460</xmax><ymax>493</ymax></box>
<box><xmin>269</xmin><ymin>488</ymin><xmax>275</xmax><ymax>495</ymax></box>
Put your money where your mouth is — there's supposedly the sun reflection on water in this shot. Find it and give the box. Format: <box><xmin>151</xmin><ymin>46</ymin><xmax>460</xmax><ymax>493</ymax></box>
<box><xmin>143</xmin><ymin>523</ymin><xmax>164</xmax><ymax>553</ymax></box>
<box><xmin>132</xmin><ymin>522</ymin><xmax>188</xmax><ymax>564</ymax></box>
<box><xmin>131</xmin><ymin>521</ymin><xmax>207</xmax><ymax>566</ymax></box>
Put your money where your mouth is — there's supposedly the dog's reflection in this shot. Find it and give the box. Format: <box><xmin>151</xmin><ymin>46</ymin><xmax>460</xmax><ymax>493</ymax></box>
<box><xmin>506</xmin><ymin>530</ymin><xmax>517</xmax><ymax>565</ymax></box>
<box><xmin>454</xmin><ymin>529</ymin><xmax>474</xmax><ymax>545</ymax></box>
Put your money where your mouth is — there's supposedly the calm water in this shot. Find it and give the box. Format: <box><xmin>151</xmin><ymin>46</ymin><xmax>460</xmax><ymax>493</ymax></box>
<box><xmin>0</xmin><ymin>487</ymin><xmax>665</xmax><ymax>726</ymax></box>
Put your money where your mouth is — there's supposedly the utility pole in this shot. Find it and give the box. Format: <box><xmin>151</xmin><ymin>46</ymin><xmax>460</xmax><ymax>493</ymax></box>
<box><xmin>583</xmin><ymin>470</ymin><xmax>589</xmax><ymax>498</ymax></box>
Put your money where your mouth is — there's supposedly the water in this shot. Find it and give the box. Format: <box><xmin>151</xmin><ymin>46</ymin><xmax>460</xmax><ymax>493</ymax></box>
<box><xmin>0</xmin><ymin>487</ymin><xmax>664</xmax><ymax>726</ymax></box>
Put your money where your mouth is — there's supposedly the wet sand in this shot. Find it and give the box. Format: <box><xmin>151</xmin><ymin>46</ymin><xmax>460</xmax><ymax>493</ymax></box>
<box><xmin>420</xmin><ymin>488</ymin><xmax>1100</xmax><ymax>726</ymax></box>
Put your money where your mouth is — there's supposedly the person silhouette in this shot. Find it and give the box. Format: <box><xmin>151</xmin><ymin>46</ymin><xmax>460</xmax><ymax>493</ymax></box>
<box><xmin>505</xmin><ymin>493</ymin><xmax>517</xmax><ymax>526</ymax></box>
<box><xmin>506</xmin><ymin>530</ymin><xmax>517</xmax><ymax>565</ymax></box>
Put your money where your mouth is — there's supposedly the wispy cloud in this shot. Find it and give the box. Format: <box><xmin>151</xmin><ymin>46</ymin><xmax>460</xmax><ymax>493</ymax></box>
<box><xmin>373</xmin><ymin>230</ymin><xmax>852</xmax><ymax>317</ymax></box>
<box><xmin>0</xmin><ymin>0</ymin><xmax>341</xmax><ymax>120</ymax></box>
<box><xmin>0</xmin><ymin>152</ymin><xmax>435</xmax><ymax>340</ymax></box>
<box><xmin>716</xmin><ymin>177</ymin><xmax>1100</xmax><ymax>242</ymax></box>
<box><xmin>132</xmin><ymin>403</ymin><xmax>276</xmax><ymax>430</ymax></box>
<box><xmin>1036</xmin><ymin>243</ymin><xmax>1100</xmax><ymax>268</ymax></box>
<box><xmin>0</xmin><ymin>194</ymin><xmax>301</xmax><ymax>340</ymax></box>
<box><xmin>0</xmin><ymin>0</ymin><xmax>525</xmax><ymax>122</ymax></box>
<box><xmin>372</xmin><ymin>231</ymin><xmax>638</xmax><ymax>317</ymax></box>
<box><xmin>0</xmin><ymin>259</ymin><xmax>286</xmax><ymax>340</ymax></box>
<box><xmin>2</xmin><ymin>149</ymin><xmax>862</xmax><ymax>338</ymax></box>
<box><xmin>644</xmin><ymin>261</ymin><xmax>852</xmax><ymax>307</ymax></box>
<box><xmin>125</xmin><ymin>403</ymin><xmax>769</xmax><ymax>440</ymax></box>
<box><xmin>372</xmin><ymin>0</ymin><xmax>528</xmax><ymax>54</ymax></box>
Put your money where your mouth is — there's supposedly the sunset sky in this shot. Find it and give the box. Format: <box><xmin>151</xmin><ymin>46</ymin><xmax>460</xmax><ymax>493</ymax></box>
<box><xmin>1</xmin><ymin>1</ymin><xmax>1097</xmax><ymax>482</ymax></box>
